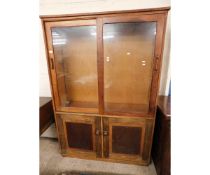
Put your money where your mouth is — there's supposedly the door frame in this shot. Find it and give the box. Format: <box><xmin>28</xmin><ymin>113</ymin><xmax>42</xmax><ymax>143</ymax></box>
<box><xmin>102</xmin><ymin>116</ymin><xmax>148</xmax><ymax>163</ymax></box>
<box><xmin>58</xmin><ymin>114</ymin><xmax>102</xmax><ymax>158</ymax></box>
<box><xmin>41</xmin><ymin>8</ymin><xmax>169</xmax><ymax>116</ymax></box>
<box><xmin>100</xmin><ymin>14</ymin><xmax>167</xmax><ymax>116</ymax></box>
<box><xmin>44</xmin><ymin>19</ymin><xmax>98</xmax><ymax>114</ymax></box>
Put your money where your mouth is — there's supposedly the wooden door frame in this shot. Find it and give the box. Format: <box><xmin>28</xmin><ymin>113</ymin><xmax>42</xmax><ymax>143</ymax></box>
<box><xmin>108</xmin><ymin>122</ymin><xmax>146</xmax><ymax>157</ymax></box>
<box><xmin>102</xmin><ymin>116</ymin><xmax>150</xmax><ymax>164</ymax></box>
<box><xmin>59</xmin><ymin>113</ymin><xmax>102</xmax><ymax>158</ymax></box>
<box><xmin>101</xmin><ymin>13</ymin><xmax>168</xmax><ymax>116</ymax></box>
<box><xmin>41</xmin><ymin>8</ymin><xmax>169</xmax><ymax>117</ymax></box>
<box><xmin>44</xmin><ymin>19</ymin><xmax>98</xmax><ymax>114</ymax></box>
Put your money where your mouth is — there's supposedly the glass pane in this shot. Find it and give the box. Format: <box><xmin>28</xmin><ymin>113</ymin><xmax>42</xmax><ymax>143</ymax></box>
<box><xmin>66</xmin><ymin>122</ymin><xmax>93</xmax><ymax>150</ymax></box>
<box><xmin>112</xmin><ymin>126</ymin><xmax>141</xmax><ymax>155</ymax></box>
<box><xmin>51</xmin><ymin>26</ymin><xmax>98</xmax><ymax>108</ymax></box>
<box><xmin>104</xmin><ymin>22</ymin><xmax>156</xmax><ymax>113</ymax></box>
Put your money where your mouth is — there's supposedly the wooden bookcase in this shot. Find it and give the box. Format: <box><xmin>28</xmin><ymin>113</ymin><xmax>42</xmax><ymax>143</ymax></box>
<box><xmin>40</xmin><ymin>7</ymin><xmax>170</xmax><ymax>165</ymax></box>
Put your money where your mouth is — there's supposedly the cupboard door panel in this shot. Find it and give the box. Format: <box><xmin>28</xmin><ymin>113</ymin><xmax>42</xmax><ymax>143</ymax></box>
<box><xmin>103</xmin><ymin>22</ymin><xmax>156</xmax><ymax>114</ymax></box>
<box><xmin>66</xmin><ymin>122</ymin><xmax>93</xmax><ymax>150</ymax></box>
<box><xmin>56</xmin><ymin>114</ymin><xmax>102</xmax><ymax>158</ymax></box>
<box><xmin>103</xmin><ymin>116</ymin><xmax>150</xmax><ymax>164</ymax></box>
<box><xmin>112</xmin><ymin>126</ymin><xmax>141</xmax><ymax>155</ymax></box>
<box><xmin>45</xmin><ymin>21</ymin><xmax>98</xmax><ymax>112</ymax></box>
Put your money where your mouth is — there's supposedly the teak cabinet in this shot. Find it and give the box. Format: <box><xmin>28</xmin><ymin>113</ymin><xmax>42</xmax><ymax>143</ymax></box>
<box><xmin>40</xmin><ymin>7</ymin><xmax>169</xmax><ymax>165</ymax></box>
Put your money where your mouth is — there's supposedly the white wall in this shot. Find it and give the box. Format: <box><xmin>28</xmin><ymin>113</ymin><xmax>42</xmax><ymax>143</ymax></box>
<box><xmin>39</xmin><ymin>0</ymin><xmax>171</xmax><ymax>97</ymax></box>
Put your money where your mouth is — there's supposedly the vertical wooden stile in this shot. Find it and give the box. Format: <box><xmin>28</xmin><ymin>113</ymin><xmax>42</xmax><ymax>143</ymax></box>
<box><xmin>97</xmin><ymin>18</ymin><xmax>104</xmax><ymax>114</ymax></box>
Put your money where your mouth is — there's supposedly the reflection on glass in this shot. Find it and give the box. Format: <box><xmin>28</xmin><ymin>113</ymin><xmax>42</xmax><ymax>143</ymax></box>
<box><xmin>51</xmin><ymin>26</ymin><xmax>98</xmax><ymax>109</ymax></box>
<box><xmin>104</xmin><ymin>22</ymin><xmax>156</xmax><ymax>113</ymax></box>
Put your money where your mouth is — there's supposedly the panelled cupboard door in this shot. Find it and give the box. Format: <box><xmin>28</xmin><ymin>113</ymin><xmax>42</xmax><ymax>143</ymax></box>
<box><xmin>56</xmin><ymin>114</ymin><xmax>102</xmax><ymax>158</ymax></box>
<box><xmin>102</xmin><ymin>117</ymin><xmax>154</xmax><ymax>165</ymax></box>
<box><xmin>103</xmin><ymin>14</ymin><xmax>167</xmax><ymax>115</ymax></box>
<box><xmin>45</xmin><ymin>20</ymin><xmax>99</xmax><ymax>113</ymax></box>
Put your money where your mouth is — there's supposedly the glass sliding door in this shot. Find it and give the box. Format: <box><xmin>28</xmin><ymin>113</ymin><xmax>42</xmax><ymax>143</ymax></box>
<box><xmin>47</xmin><ymin>20</ymin><xmax>99</xmax><ymax>112</ymax></box>
<box><xmin>103</xmin><ymin>22</ymin><xmax>156</xmax><ymax>114</ymax></box>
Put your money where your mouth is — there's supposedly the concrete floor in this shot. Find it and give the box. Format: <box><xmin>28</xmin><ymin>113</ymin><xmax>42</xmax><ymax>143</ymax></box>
<box><xmin>40</xmin><ymin>138</ymin><xmax>157</xmax><ymax>175</ymax></box>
